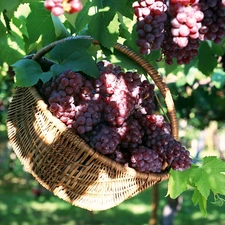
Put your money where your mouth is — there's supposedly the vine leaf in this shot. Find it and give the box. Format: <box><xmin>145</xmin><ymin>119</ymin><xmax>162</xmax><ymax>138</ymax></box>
<box><xmin>50</xmin><ymin>38</ymin><xmax>99</xmax><ymax>78</ymax></box>
<box><xmin>167</xmin><ymin>167</ymin><xmax>191</xmax><ymax>199</ymax></box>
<box><xmin>75</xmin><ymin>0</ymin><xmax>129</xmax><ymax>49</ymax></box>
<box><xmin>168</xmin><ymin>156</ymin><xmax>225</xmax><ymax>217</ymax></box>
<box><xmin>26</xmin><ymin>2</ymin><xmax>56</xmax><ymax>46</ymax></box>
<box><xmin>12</xmin><ymin>59</ymin><xmax>53</xmax><ymax>87</ymax></box>
<box><xmin>190</xmin><ymin>156</ymin><xmax>225</xmax><ymax>198</ymax></box>
<box><xmin>198</xmin><ymin>41</ymin><xmax>217</xmax><ymax>75</ymax></box>
<box><xmin>192</xmin><ymin>188</ymin><xmax>207</xmax><ymax>217</ymax></box>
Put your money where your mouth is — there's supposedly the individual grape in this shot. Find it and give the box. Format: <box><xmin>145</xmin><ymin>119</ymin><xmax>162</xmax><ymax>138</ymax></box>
<box><xmin>132</xmin><ymin>0</ymin><xmax>167</xmax><ymax>55</ymax></box>
<box><xmin>199</xmin><ymin>0</ymin><xmax>225</xmax><ymax>44</ymax></box>
<box><xmin>44</xmin><ymin>0</ymin><xmax>83</xmax><ymax>16</ymax></box>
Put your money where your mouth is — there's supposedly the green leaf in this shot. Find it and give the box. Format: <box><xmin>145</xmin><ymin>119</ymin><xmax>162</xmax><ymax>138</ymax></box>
<box><xmin>51</xmin><ymin>15</ymin><xmax>70</xmax><ymax>39</ymax></box>
<box><xmin>202</xmin><ymin>156</ymin><xmax>225</xmax><ymax>195</ymax></box>
<box><xmin>210</xmin><ymin>41</ymin><xmax>225</xmax><ymax>56</ymax></box>
<box><xmin>76</xmin><ymin>0</ymin><xmax>130</xmax><ymax>49</ymax></box>
<box><xmin>167</xmin><ymin>168</ymin><xmax>191</xmax><ymax>199</ymax></box>
<box><xmin>189</xmin><ymin>166</ymin><xmax>211</xmax><ymax>199</ymax></box>
<box><xmin>198</xmin><ymin>41</ymin><xmax>217</xmax><ymax>75</ymax></box>
<box><xmin>26</xmin><ymin>2</ymin><xmax>56</xmax><ymax>46</ymax></box>
<box><xmin>190</xmin><ymin>156</ymin><xmax>225</xmax><ymax>198</ymax></box>
<box><xmin>0</xmin><ymin>0</ymin><xmax>20</xmax><ymax>19</ymax></box>
<box><xmin>186</xmin><ymin>67</ymin><xmax>198</xmax><ymax>86</ymax></box>
<box><xmin>192</xmin><ymin>188</ymin><xmax>207</xmax><ymax>217</ymax></box>
<box><xmin>12</xmin><ymin>59</ymin><xmax>53</xmax><ymax>87</ymax></box>
<box><xmin>105</xmin><ymin>49</ymin><xmax>146</xmax><ymax>75</ymax></box>
<box><xmin>49</xmin><ymin>38</ymin><xmax>99</xmax><ymax>78</ymax></box>
<box><xmin>88</xmin><ymin>7</ymin><xmax>119</xmax><ymax>49</ymax></box>
<box><xmin>0</xmin><ymin>31</ymin><xmax>25</xmax><ymax>65</ymax></box>
<box><xmin>0</xmin><ymin>20</ymin><xmax>7</xmax><ymax>44</ymax></box>
<box><xmin>211</xmin><ymin>69</ymin><xmax>225</xmax><ymax>89</ymax></box>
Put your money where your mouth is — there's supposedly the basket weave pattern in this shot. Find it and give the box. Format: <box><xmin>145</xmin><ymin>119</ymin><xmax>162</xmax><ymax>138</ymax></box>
<box><xmin>7</xmin><ymin>37</ymin><xmax>176</xmax><ymax>211</ymax></box>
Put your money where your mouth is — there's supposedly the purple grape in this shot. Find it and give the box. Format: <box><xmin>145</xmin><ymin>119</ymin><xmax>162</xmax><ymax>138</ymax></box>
<box><xmin>132</xmin><ymin>0</ymin><xmax>167</xmax><ymax>55</ymax></box>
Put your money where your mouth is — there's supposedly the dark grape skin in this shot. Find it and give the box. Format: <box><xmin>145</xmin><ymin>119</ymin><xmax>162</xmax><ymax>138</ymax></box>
<box><xmin>40</xmin><ymin>60</ymin><xmax>192</xmax><ymax>173</ymax></box>
<box><xmin>199</xmin><ymin>0</ymin><xmax>225</xmax><ymax>44</ymax></box>
<box><xmin>132</xmin><ymin>0</ymin><xmax>167</xmax><ymax>55</ymax></box>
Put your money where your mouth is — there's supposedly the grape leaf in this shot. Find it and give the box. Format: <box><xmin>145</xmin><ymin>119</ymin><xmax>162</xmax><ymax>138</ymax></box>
<box><xmin>167</xmin><ymin>168</ymin><xmax>191</xmax><ymax>199</ymax></box>
<box><xmin>12</xmin><ymin>59</ymin><xmax>53</xmax><ymax>87</ymax></box>
<box><xmin>76</xmin><ymin>0</ymin><xmax>130</xmax><ymax>49</ymax></box>
<box><xmin>51</xmin><ymin>14</ymin><xmax>70</xmax><ymax>39</ymax></box>
<box><xmin>0</xmin><ymin>20</ymin><xmax>7</xmax><ymax>44</ymax></box>
<box><xmin>198</xmin><ymin>41</ymin><xmax>217</xmax><ymax>75</ymax></box>
<box><xmin>211</xmin><ymin>69</ymin><xmax>225</xmax><ymax>89</ymax></box>
<box><xmin>186</xmin><ymin>68</ymin><xmax>198</xmax><ymax>86</ymax></box>
<box><xmin>0</xmin><ymin>0</ymin><xmax>20</xmax><ymax>19</ymax></box>
<box><xmin>190</xmin><ymin>156</ymin><xmax>225</xmax><ymax>197</ymax></box>
<box><xmin>49</xmin><ymin>38</ymin><xmax>99</xmax><ymax>78</ymax></box>
<box><xmin>209</xmin><ymin>41</ymin><xmax>225</xmax><ymax>56</ymax></box>
<box><xmin>26</xmin><ymin>2</ymin><xmax>56</xmax><ymax>46</ymax></box>
<box><xmin>192</xmin><ymin>188</ymin><xmax>207</xmax><ymax>217</ymax></box>
<box><xmin>0</xmin><ymin>31</ymin><xmax>25</xmax><ymax>65</ymax></box>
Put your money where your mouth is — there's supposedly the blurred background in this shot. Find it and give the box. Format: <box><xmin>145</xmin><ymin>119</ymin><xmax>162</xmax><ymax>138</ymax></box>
<box><xmin>1</xmin><ymin>1</ymin><xmax>225</xmax><ymax>224</ymax></box>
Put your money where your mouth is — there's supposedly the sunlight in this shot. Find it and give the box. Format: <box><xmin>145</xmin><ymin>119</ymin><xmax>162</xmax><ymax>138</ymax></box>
<box><xmin>30</xmin><ymin>202</ymin><xmax>58</xmax><ymax>212</ymax></box>
<box><xmin>118</xmin><ymin>203</ymin><xmax>149</xmax><ymax>214</ymax></box>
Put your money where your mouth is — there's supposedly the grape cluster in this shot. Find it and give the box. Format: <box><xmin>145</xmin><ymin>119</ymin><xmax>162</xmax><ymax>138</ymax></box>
<box><xmin>132</xmin><ymin>0</ymin><xmax>168</xmax><ymax>54</ymax></box>
<box><xmin>168</xmin><ymin>1</ymin><xmax>204</xmax><ymax>47</ymax></box>
<box><xmin>199</xmin><ymin>0</ymin><xmax>225</xmax><ymax>44</ymax></box>
<box><xmin>133</xmin><ymin>0</ymin><xmax>225</xmax><ymax>65</ymax></box>
<box><xmin>44</xmin><ymin>0</ymin><xmax>83</xmax><ymax>16</ymax></box>
<box><xmin>162</xmin><ymin>19</ymin><xmax>200</xmax><ymax>65</ymax></box>
<box><xmin>40</xmin><ymin>60</ymin><xmax>192</xmax><ymax>173</ymax></box>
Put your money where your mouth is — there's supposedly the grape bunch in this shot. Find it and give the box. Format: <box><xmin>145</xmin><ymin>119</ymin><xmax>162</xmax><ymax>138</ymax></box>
<box><xmin>199</xmin><ymin>0</ymin><xmax>225</xmax><ymax>44</ymax></box>
<box><xmin>132</xmin><ymin>0</ymin><xmax>168</xmax><ymax>55</ymax></box>
<box><xmin>39</xmin><ymin>60</ymin><xmax>192</xmax><ymax>173</ymax></box>
<box><xmin>132</xmin><ymin>0</ymin><xmax>225</xmax><ymax>65</ymax></box>
<box><xmin>44</xmin><ymin>0</ymin><xmax>83</xmax><ymax>16</ymax></box>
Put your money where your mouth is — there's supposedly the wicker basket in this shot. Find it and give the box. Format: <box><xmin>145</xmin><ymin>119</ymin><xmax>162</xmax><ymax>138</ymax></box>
<box><xmin>7</xmin><ymin>36</ymin><xmax>178</xmax><ymax>211</ymax></box>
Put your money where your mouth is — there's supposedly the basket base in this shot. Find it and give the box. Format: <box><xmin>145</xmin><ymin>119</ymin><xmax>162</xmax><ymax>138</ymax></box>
<box><xmin>6</xmin><ymin>87</ymin><xmax>169</xmax><ymax>211</ymax></box>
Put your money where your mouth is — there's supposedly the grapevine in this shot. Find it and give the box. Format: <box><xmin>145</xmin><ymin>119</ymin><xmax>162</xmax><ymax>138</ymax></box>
<box><xmin>39</xmin><ymin>60</ymin><xmax>192</xmax><ymax>173</ymax></box>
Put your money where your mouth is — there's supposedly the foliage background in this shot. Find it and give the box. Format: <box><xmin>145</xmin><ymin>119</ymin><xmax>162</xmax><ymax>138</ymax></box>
<box><xmin>1</xmin><ymin>0</ymin><xmax>225</xmax><ymax>223</ymax></box>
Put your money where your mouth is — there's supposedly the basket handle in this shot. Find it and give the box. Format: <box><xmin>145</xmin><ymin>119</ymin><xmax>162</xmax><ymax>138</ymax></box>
<box><xmin>32</xmin><ymin>36</ymin><xmax>178</xmax><ymax>140</ymax></box>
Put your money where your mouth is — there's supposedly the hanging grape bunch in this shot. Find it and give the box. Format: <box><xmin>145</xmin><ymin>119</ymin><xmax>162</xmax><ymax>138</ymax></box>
<box><xmin>133</xmin><ymin>0</ymin><xmax>225</xmax><ymax>65</ymax></box>
<box><xmin>39</xmin><ymin>60</ymin><xmax>192</xmax><ymax>173</ymax></box>
<box><xmin>44</xmin><ymin>0</ymin><xmax>83</xmax><ymax>16</ymax></box>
